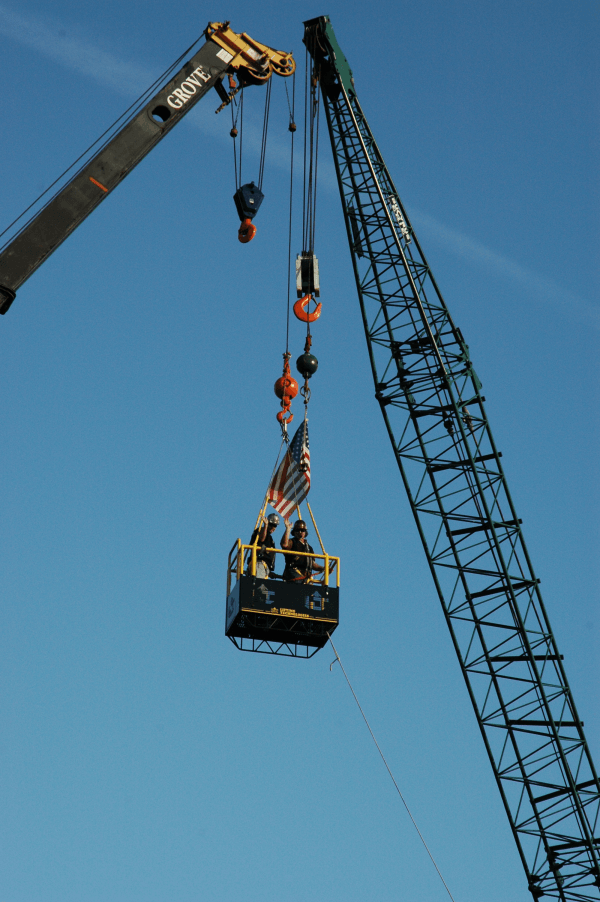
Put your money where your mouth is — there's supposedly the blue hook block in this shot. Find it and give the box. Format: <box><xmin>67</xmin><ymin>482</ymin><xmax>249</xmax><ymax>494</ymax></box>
<box><xmin>233</xmin><ymin>182</ymin><xmax>264</xmax><ymax>221</ymax></box>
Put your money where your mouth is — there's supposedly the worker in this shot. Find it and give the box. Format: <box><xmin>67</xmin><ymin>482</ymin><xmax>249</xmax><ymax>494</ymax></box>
<box><xmin>281</xmin><ymin>518</ymin><xmax>324</xmax><ymax>583</ymax></box>
<box><xmin>249</xmin><ymin>513</ymin><xmax>280</xmax><ymax>579</ymax></box>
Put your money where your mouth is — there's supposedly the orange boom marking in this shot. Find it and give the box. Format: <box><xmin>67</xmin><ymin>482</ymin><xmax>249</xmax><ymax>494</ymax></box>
<box><xmin>89</xmin><ymin>177</ymin><xmax>108</xmax><ymax>193</ymax></box>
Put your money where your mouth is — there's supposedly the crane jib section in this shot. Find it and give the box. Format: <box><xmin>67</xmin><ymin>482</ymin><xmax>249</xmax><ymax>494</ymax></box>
<box><xmin>0</xmin><ymin>21</ymin><xmax>296</xmax><ymax>314</ymax></box>
<box><xmin>304</xmin><ymin>15</ymin><xmax>600</xmax><ymax>902</ymax></box>
<box><xmin>0</xmin><ymin>41</ymin><xmax>229</xmax><ymax>308</ymax></box>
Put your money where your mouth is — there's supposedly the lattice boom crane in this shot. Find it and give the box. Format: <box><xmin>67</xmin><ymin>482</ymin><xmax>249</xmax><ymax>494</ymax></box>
<box><xmin>304</xmin><ymin>15</ymin><xmax>600</xmax><ymax>902</ymax></box>
<box><xmin>1</xmin><ymin>12</ymin><xmax>598</xmax><ymax>899</ymax></box>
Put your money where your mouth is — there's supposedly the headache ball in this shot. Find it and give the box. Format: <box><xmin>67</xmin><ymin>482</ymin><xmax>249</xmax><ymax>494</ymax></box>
<box><xmin>296</xmin><ymin>353</ymin><xmax>319</xmax><ymax>379</ymax></box>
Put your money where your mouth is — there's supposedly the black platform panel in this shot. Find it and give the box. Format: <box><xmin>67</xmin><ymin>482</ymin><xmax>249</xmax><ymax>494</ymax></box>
<box><xmin>226</xmin><ymin>575</ymin><xmax>339</xmax><ymax>652</ymax></box>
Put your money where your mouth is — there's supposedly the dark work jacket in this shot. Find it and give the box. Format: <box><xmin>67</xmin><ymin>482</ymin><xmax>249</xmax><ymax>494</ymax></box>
<box><xmin>282</xmin><ymin>536</ymin><xmax>314</xmax><ymax>581</ymax></box>
<box><xmin>249</xmin><ymin>529</ymin><xmax>276</xmax><ymax>570</ymax></box>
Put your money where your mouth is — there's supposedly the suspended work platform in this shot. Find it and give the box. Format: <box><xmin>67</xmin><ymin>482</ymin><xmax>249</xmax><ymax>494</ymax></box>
<box><xmin>226</xmin><ymin>542</ymin><xmax>340</xmax><ymax>657</ymax></box>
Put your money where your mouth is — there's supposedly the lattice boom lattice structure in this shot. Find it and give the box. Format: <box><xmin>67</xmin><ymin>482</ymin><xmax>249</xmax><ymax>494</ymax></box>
<box><xmin>304</xmin><ymin>16</ymin><xmax>600</xmax><ymax>901</ymax></box>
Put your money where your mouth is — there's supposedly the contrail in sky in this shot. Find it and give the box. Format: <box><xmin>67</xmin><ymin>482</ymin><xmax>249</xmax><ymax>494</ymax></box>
<box><xmin>0</xmin><ymin>4</ymin><xmax>152</xmax><ymax>94</ymax></box>
<box><xmin>412</xmin><ymin>210</ymin><xmax>600</xmax><ymax>326</ymax></box>
<box><xmin>1</xmin><ymin>3</ymin><xmax>596</xmax><ymax>326</ymax></box>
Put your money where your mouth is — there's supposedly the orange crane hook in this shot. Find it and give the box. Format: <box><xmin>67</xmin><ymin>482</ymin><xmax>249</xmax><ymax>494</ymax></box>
<box><xmin>238</xmin><ymin>218</ymin><xmax>257</xmax><ymax>243</ymax></box>
<box><xmin>274</xmin><ymin>353</ymin><xmax>298</xmax><ymax>426</ymax></box>
<box><xmin>293</xmin><ymin>293</ymin><xmax>322</xmax><ymax>323</ymax></box>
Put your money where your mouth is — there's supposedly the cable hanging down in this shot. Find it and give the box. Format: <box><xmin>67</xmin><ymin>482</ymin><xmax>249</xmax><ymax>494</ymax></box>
<box><xmin>285</xmin><ymin>71</ymin><xmax>297</xmax><ymax>354</ymax></box>
<box><xmin>327</xmin><ymin>635</ymin><xmax>457</xmax><ymax>902</ymax></box>
<box><xmin>232</xmin><ymin>76</ymin><xmax>274</xmax><ymax>244</ymax></box>
<box><xmin>293</xmin><ymin>50</ymin><xmax>322</xmax><ymax>412</ymax></box>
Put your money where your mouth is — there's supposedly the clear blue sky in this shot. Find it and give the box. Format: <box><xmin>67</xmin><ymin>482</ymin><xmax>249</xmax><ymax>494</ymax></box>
<box><xmin>1</xmin><ymin>2</ymin><xmax>598</xmax><ymax>900</ymax></box>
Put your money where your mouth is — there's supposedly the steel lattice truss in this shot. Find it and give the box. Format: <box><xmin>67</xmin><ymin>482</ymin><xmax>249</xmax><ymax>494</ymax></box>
<box><xmin>306</xmin><ymin>18</ymin><xmax>600</xmax><ymax>900</ymax></box>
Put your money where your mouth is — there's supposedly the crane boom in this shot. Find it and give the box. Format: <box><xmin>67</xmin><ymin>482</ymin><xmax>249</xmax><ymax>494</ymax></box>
<box><xmin>304</xmin><ymin>15</ymin><xmax>600</xmax><ymax>900</ymax></box>
<box><xmin>0</xmin><ymin>22</ymin><xmax>294</xmax><ymax>315</ymax></box>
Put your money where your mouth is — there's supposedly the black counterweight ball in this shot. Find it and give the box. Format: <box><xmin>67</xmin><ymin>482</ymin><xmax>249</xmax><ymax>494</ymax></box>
<box><xmin>296</xmin><ymin>353</ymin><xmax>319</xmax><ymax>379</ymax></box>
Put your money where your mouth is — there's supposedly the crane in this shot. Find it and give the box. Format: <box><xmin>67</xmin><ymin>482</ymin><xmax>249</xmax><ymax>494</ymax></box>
<box><xmin>303</xmin><ymin>15</ymin><xmax>600</xmax><ymax>901</ymax></box>
<box><xmin>1</xmin><ymin>12</ymin><xmax>597</xmax><ymax>900</ymax></box>
<box><xmin>0</xmin><ymin>20</ymin><xmax>294</xmax><ymax>314</ymax></box>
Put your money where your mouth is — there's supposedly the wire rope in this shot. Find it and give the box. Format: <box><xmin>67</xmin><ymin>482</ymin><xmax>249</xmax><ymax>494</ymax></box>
<box><xmin>310</xmin><ymin>80</ymin><xmax>321</xmax><ymax>254</ymax></box>
<box><xmin>257</xmin><ymin>79</ymin><xmax>273</xmax><ymax>192</ymax></box>
<box><xmin>263</xmin><ymin>434</ymin><xmax>288</xmax><ymax>502</ymax></box>
<box><xmin>302</xmin><ymin>46</ymin><xmax>309</xmax><ymax>254</ymax></box>
<box><xmin>298</xmin><ymin>49</ymin><xmax>321</xmax><ymax>337</ymax></box>
<box><xmin>0</xmin><ymin>34</ymin><xmax>206</xmax><ymax>251</ymax></box>
<box><xmin>285</xmin><ymin>72</ymin><xmax>296</xmax><ymax>354</ymax></box>
<box><xmin>238</xmin><ymin>89</ymin><xmax>245</xmax><ymax>189</ymax></box>
<box><xmin>304</xmin><ymin>67</ymin><xmax>318</xmax><ymax>254</ymax></box>
<box><xmin>286</xmin><ymin>409</ymin><xmax>308</xmax><ymax>512</ymax></box>
<box><xmin>231</xmin><ymin>100</ymin><xmax>239</xmax><ymax>190</ymax></box>
<box><xmin>327</xmin><ymin>635</ymin><xmax>458</xmax><ymax>902</ymax></box>
<box><xmin>246</xmin><ymin>434</ymin><xmax>288</xmax><ymax>569</ymax></box>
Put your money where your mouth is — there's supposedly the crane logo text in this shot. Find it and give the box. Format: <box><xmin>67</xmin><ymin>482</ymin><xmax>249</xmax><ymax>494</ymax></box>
<box><xmin>167</xmin><ymin>67</ymin><xmax>211</xmax><ymax>109</ymax></box>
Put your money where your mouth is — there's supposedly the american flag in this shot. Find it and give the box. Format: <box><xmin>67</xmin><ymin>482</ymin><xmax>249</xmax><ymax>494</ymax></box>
<box><xmin>268</xmin><ymin>420</ymin><xmax>310</xmax><ymax>519</ymax></box>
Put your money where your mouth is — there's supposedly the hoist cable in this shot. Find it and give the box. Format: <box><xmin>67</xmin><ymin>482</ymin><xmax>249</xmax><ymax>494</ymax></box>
<box><xmin>306</xmin><ymin>84</ymin><xmax>314</xmax><ymax>253</ymax></box>
<box><xmin>264</xmin><ymin>434</ymin><xmax>287</xmax><ymax>502</ymax></box>
<box><xmin>327</xmin><ymin>635</ymin><xmax>458</xmax><ymax>902</ymax></box>
<box><xmin>0</xmin><ymin>34</ymin><xmax>206</xmax><ymax>250</ymax></box>
<box><xmin>301</xmin><ymin>53</ymin><xmax>320</xmax><ymax>257</ymax></box>
<box><xmin>250</xmin><ymin>434</ymin><xmax>288</xmax><ymax>559</ymax></box>
<box><xmin>257</xmin><ymin>78</ymin><xmax>273</xmax><ymax>192</ymax></box>
<box><xmin>285</xmin><ymin>72</ymin><xmax>296</xmax><ymax>354</ymax></box>
<box><xmin>306</xmin><ymin>71</ymin><xmax>316</xmax><ymax>253</ymax></box>
<box><xmin>265</xmin><ymin>428</ymin><xmax>300</xmax><ymax>523</ymax></box>
<box><xmin>310</xmin><ymin>82</ymin><xmax>321</xmax><ymax>254</ymax></box>
<box><xmin>239</xmin><ymin>89</ymin><xmax>244</xmax><ymax>188</ymax></box>
<box><xmin>302</xmin><ymin>47</ymin><xmax>309</xmax><ymax>253</ymax></box>
<box><xmin>284</xmin><ymin>76</ymin><xmax>294</xmax><ymax>121</ymax></box>
<box><xmin>231</xmin><ymin>102</ymin><xmax>239</xmax><ymax>190</ymax></box>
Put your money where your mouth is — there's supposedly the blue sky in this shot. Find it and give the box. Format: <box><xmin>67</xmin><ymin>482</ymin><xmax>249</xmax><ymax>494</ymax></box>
<box><xmin>1</xmin><ymin>1</ymin><xmax>598</xmax><ymax>900</ymax></box>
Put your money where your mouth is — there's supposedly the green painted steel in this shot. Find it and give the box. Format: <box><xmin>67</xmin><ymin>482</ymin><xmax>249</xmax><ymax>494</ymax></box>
<box><xmin>321</xmin><ymin>16</ymin><xmax>355</xmax><ymax>97</ymax></box>
<box><xmin>304</xmin><ymin>15</ymin><xmax>600</xmax><ymax>901</ymax></box>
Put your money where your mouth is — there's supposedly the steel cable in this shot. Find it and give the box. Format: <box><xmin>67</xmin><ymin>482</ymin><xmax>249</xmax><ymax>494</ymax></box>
<box><xmin>0</xmin><ymin>34</ymin><xmax>206</xmax><ymax>250</ymax></box>
<box><xmin>327</xmin><ymin>635</ymin><xmax>458</xmax><ymax>902</ymax></box>
<box><xmin>285</xmin><ymin>73</ymin><xmax>296</xmax><ymax>354</ymax></box>
<box><xmin>257</xmin><ymin>79</ymin><xmax>273</xmax><ymax>192</ymax></box>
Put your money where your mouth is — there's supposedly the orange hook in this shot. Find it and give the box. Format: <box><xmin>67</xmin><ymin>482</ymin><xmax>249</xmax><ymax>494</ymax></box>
<box><xmin>293</xmin><ymin>293</ymin><xmax>322</xmax><ymax>323</ymax></box>
<box><xmin>238</xmin><ymin>218</ymin><xmax>256</xmax><ymax>243</ymax></box>
<box><xmin>274</xmin><ymin>353</ymin><xmax>298</xmax><ymax>426</ymax></box>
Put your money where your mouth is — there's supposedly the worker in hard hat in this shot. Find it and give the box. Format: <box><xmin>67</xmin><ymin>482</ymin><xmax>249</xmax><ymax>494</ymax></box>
<box><xmin>248</xmin><ymin>513</ymin><xmax>280</xmax><ymax>579</ymax></box>
<box><xmin>281</xmin><ymin>518</ymin><xmax>324</xmax><ymax>582</ymax></box>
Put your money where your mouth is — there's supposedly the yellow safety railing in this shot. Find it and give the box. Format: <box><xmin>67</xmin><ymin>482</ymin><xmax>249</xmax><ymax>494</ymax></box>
<box><xmin>227</xmin><ymin>541</ymin><xmax>340</xmax><ymax>596</ymax></box>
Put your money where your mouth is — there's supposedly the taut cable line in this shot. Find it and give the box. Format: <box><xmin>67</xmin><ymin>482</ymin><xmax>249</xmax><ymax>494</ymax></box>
<box><xmin>0</xmin><ymin>34</ymin><xmax>206</xmax><ymax>250</ymax></box>
<box><xmin>327</xmin><ymin>634</ymin><xmax>457</xmax><ymax>902</ymax></box>
<box><xmin>285</xmin><ymin>72</ymin><xmax>296</xmax><ymax>354</ymax></box>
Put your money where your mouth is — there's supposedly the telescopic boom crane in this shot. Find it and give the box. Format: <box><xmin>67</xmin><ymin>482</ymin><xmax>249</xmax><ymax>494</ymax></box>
<box><xmin>0</xmin><ymin>21</ymin><xmax>294</xmax><ymax>315</ymax></box>
<box><xmin>1</xmin><ymin>14</ymin><xmax>598</xmax><ymax>898</ymax></box>
<box><xmin>304</xmin><ymin>14</ymin><xmax>600</xmax><ymax>902</ymax></box>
